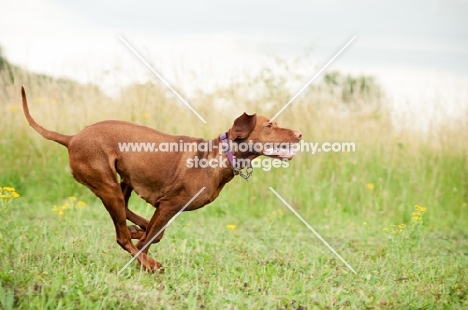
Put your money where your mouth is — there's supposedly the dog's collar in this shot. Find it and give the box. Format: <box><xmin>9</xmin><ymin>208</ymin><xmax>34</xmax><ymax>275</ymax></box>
<box><xmin>219</xmin><ymin>132</ymin><xmax>253</xmax><ymax>181</ymax></box>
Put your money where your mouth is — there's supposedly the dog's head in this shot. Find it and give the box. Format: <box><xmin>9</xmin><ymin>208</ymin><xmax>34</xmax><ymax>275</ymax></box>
<box><xmin>228</xmin><ymin>113</ymin><xmax>302</xmax><ymax>160</ymax></box>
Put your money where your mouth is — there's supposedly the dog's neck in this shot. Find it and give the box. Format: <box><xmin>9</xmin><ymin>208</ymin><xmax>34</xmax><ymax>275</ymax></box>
<box><xmin>211</xmin><ymin>135</ymin><xmax>260</xmax><ymax>184</ymax></box>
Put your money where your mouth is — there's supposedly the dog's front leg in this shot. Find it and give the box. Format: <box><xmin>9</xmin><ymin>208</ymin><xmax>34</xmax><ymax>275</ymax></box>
<box><xmin>135</xmin><ymin>204</ymin><xmax>179</xmax><ymax>272</ymax></box>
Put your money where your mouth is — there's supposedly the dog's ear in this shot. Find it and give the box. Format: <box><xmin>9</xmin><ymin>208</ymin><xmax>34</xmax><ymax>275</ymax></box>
<box><xmin>229</xmin><ymin>113</ymin><xmax>257</xmax><ymax>140</ymax></box>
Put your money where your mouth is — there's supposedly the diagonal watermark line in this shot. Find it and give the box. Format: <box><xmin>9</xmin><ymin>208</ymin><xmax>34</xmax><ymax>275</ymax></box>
<box><xmin>118</xmin><ymin>35</ymin><xmax>207</xmax><ymax>124</ymax></box>
<box><xmin>270</xmin><ymin>36</ymin><xmax>356</xmax><ymax>122</ymax></box>
<box><xmin>268</xmin><ymin>187</ymin><xmax>357</xmax><ymax>274</ymax></box>
<box><xmin>118</xmin><ymin>187</ymin><xmax>206</xmax><ymax>275</ymax></box>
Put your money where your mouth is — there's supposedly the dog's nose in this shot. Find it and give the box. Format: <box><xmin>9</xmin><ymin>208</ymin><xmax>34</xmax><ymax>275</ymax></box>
<box><xmin>293</xmin><ymin>130</ymin><xmax>302</xmax><ymax>140</ymax></box>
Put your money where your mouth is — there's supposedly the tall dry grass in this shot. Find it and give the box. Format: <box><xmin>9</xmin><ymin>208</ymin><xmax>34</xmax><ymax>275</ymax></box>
<box><xmin>0</xmin><ymin>61</ymin><xmax>467</xmax><ymax>228</ymax></box>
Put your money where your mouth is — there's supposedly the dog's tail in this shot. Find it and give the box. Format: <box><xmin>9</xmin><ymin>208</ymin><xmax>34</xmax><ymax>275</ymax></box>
<box><xmin>21</xmin><ymin>86</ymin><xmax>73</xmax><ymax>147</ymax></box>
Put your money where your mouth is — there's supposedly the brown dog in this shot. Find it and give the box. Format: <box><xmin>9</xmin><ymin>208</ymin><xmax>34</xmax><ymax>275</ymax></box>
<box><xmin>21</xmin><ymin>87</ymin><xmax>301</xmax><ymax>272</ymax></box>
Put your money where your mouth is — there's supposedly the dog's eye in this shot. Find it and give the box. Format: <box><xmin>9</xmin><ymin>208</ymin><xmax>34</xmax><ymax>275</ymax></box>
<box><xmin>263</xmin><ymin>122</ymin><xmax>272</xmax><ymax>129</ymax></box>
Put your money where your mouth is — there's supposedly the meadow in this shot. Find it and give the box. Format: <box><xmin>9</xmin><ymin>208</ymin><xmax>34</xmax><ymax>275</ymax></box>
<box><xmin>0</xmin><ymin>62</ymin><xmax>467</xmax><ymax>309</ymax></box>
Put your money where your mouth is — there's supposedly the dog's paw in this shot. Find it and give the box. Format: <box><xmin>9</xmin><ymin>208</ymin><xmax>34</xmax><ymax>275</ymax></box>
<box><xmin>151</xmin><ymin>260</ymin><xmax>164</xmax><ymax>274</ymax></box>
<box><xmin>149</xmin><ymin>260</ymin><xmax>164</xmax><ymax>274</ymax></box>
<box><xmin>155</xmin><ymin>262</ymin><xmax>164</xmax><ymax>274</ymax></box>
<box><xmin>137</xmin><ymin>253</ymin><xmax>163</xmax><ymax>273</ymax></box>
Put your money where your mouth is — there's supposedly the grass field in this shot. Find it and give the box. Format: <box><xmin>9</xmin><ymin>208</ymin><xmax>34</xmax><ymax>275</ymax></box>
<box><xmin>1</xmin><ymin>67</ymin><xmax>468</xmax><ymax>309</ymax></box>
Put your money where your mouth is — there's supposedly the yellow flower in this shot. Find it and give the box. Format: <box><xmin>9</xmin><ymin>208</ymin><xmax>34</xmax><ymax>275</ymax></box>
<box><xmin>226</xmin><ymin>224</ymin><xmax>236</xmax><ymax>230</ymax></box>
<box><xmin>142</xmin><ymin>113</ymin><xmax>150</xmax><ymax>120</ymax></box>
<box><xmin>77</xmin><ymin>201</ymin><xmax>86</xmax><ymax>207</ymax></box>
<box><xmin>58</xmin><ymin>210</ymin><xmax>64</xmax><ymax>216</ymax></box>
<box><xmin>0</xmin><ymin>187</ymin><xmax>20</xmax><ymax>199</ymax></box>
<box><xmin>382</xmin><ymin>227</ymin><xmax>388</xmax><ymax>232</ymax></box>
<box><xmin>68</xmin><ymin>196</ymin><xmax>77</xmax><ymax>201</ymax></box>
<box><xmin>411</xmin><ymin>212</ymin><xmax>422</xmax><ymax>222</ymax></box>
<box><xmin>52</xmin><ymin>205</ymin><xmax>59</xmax><ymax>212</ymax></box>
<box><xmin>414</xmin><ymin>205</ymin><xmax>426</xmax><ymax>213</ymax></box>
<box><xmin>363</xmin><ymin>222</ymin><xmax>367</xmax><ymax>226</ymax></box>
<box><xmin>398</xmin><ymin>224</ymin><xmax>406</xmax><ymax>230</ymax></box>
<box><xmin>366</xmin><ymin>183</ymin><xmax>374</xmax><ymax>190</ymax></box>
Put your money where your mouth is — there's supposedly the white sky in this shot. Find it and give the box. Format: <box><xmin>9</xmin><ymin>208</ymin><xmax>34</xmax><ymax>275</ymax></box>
<box><xmin>1</xmin><ymin>0</ymin><xmax>468</xmax><ymax>125</ymax></box>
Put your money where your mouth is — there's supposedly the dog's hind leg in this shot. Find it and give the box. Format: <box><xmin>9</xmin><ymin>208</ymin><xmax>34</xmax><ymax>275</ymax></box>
<box><xmin>70</xmin><ymin>159</ymin><xmax>160</xmax><ymax>272</ymax></box>
<box><xmin>120</xmin><ymin>181</ymin><xmax>149</xmax><ymax>239</ymax></box>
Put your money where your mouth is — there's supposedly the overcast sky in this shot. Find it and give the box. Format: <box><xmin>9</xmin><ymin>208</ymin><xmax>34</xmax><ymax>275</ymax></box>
<box><xmin>1</xmin><ymin>0</ymin><xmax>467</xmax><ymax>108</ymax></box>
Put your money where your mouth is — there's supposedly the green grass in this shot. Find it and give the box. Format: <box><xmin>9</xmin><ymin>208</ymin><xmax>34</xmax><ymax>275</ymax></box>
<box><xmin>1</xmin><ymin>189</ymin><xmax>467</xmax><ymax>309</ymax></box>
<box><xmin>1</xmin><ymin>69</ymin><xmax>468</xmax><ymax>308</ymax></box>
<box><xmin>1</xmin><ymin>149</ymin><xmax>468</xmax><ymax>309</ymax></box>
